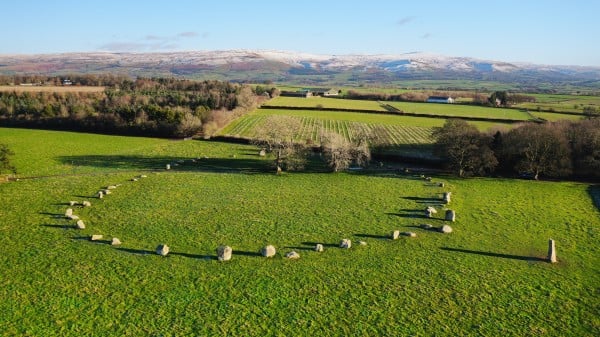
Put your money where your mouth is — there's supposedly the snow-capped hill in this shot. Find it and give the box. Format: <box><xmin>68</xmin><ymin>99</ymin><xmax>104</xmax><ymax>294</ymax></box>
<box><xmin>0</xmin><ymin>49</ymin><xmax>598</xmax><ymax>83</ymax></box>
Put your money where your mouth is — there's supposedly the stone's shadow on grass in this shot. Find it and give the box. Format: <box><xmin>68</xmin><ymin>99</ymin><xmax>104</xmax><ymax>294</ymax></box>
<box><xmin>40</xmin><ymin>224</ymin><xmax>71</xmax><ymax>229</ymax></box>
<box><xmin>406</xmin><ymin>225</ymin><xmax>439</xmax><ymax>232</ymax></box>
<box><xmin>232</xmin><ymin>250</ymin><xmax>262</xmax><ymax>257</ymax></box>
<box><xmin>587</xmin><ymin>185</ymin><xmax>600</xmax><ymax>211</ymax></box>
<box><xmin>116</xmin><ymin>247</ymin><xmax>156</xmax><ymax>255</ymax></box>
<box><xmin>71</xmin><ymin>236</ymin><xmax>112</xmax><ymax>245</ymax></box>
<box><xmin>39</xmin><ymin>211</ymin><xmax>65</xmax><ymax>217</ymax></box>
<box><xmin>355</xmin><ymin>233</ymin><xmax>389</xmax><ymax>240</ymax></box>
<box><xmin>441</xmin><ymin>247</ymin><xmax>547</xmax><ymax>262</ymax></box>
<box><xmin>301</xmin><ymin>242</ymin><xmax>339</xmax><ymax>248</ymax></box>
<box><xmin>401</xmin><ymin>196</ymin><xmax>442</xmax><ymax>204</ymax></box>
<box><xmin>386</xmin><ymin>210</ymin><xmax>428</xmax><ymax>219</ymax></box>
<box><xmin>283</xmin><ymin>246</ymin><xmax>316</xmax><ymax>252</ymax></box>
<box><xmin>169</xmin><ymin>252</ymin><xmax>215</xmax><ymax>260</ymax></box>
<box><xmin>57</xmin><ymin>155</ymin><xmax>271</xmax><ymax>174</ymax></box>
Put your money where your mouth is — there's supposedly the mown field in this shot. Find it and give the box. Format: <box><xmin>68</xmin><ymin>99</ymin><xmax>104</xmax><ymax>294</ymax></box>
<box><xmin>0</xmin><ymin>127</ymin><xmax>598</xmax><ymax>336</ymax></box>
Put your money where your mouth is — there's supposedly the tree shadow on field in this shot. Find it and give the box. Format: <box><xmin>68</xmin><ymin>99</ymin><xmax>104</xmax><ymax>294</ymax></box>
<box><xmin>587</xmin><ymin>185</ymin><xmax>600</xmax><ymax>212</ymax></box>
<box><xmin>57</xmin><ymin>155</ymin><xmax>271</xmax><ymax>174</ymax></box>
<box><xmin>441</xmin><ymin>247</ymin><xmax>547</xmax><ymax>262</ymax></box>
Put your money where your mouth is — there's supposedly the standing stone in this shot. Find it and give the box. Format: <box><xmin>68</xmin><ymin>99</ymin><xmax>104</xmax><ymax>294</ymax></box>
<box><xmin>401</xmin><ymin>232</ymin><xmax>417</xmax><ymax>237</ymax></box>
<box><xmin>166</xmin><ymin>164</ymin><xmax>171</xmax><ymax>170</ymax></box>
<box><xmin>69</xmin><ymin>201</ymin><xmax>78</xmax><ymax>206</ymax></box>
<box><xmin>102</xmin><ymin>189</ymin><xmax>112</xmax><ymax>195</ymax></box>
<box><xmin>443</xmin><ymin>192</ymin><xmax>452</xmax><ymax>204</ymax></box>
<box><xmin>82</xmin><ymin>201</ymin><xmax>91</xmax><ymax>207</ymax></box>
<box><xmin>439</xmin><ymin>225</ymin><xmax>453</xmax><ymax>233</ymax></box>
<box><xmin>75</xmin><ymin>220</ymin><xmax>85</xmax><ymax>229</ymax></box>
<box><xmin>259</xmin><ymin>149</ymin><xmax>266</xmax><ymax>157</ymax></box>
<box><xmin>107</xmin><ymin>185</ymin><xmax>117</xmax><ymax>190</ymax></box>
<box><xmin>425</xmin><ymin>206</ymin><xmax>437</xmax><ymax>218</ymax></box>
<box><xmin>90</xmin><ymin>234</ymin><xmax>103</xmax><ymax>241</ymax></box>
<box><xmin>438</xmin><ymin>182</ymin><xmax>445</xmax><ymax>188</ymax></box>
<box><xmin>340</xmin><ymin>239</ymin><xmax>351</xmax><ymax>249</ymax></box>
<box><xmin>216</xmin><ymin>245</ymin><xmax>233</xmax><ymax>261</ymax></box>
<box><xmin>261</xmin><ymin>245</ymin><xmax>276</xmax><ymax>258</ymax></box>
<box><xmin>315</xmin><ymin>244</ymin><xmax>324</xmax><ymax>252</ymax></box>
<box><xmin>65</xmin><ymin>208</ymin><xmax>73</xmax><ymax>217</ymax></box>
<box><xmin>97</xmin><ymin>191</ymin><xmax>104</xmax><ymax>199</ymax></box>
<box><xmin>156</xmin><ymin>244</ymin><xmax>170</xmax><ymax>256</ymax></box>
<box><xmin>548</xmin><ymin>239</ymin><xmax>557</xmax><ymax>263</ymax></box>
<box><xmin>111</xmin><ymin>238</ymin><xmax>122</xmax><ymax>246</ymax></box>
<box><xmin>67</xmin><ymin>214</ymin><xmax>79</xmax><ymax>220</ymax></box>
<box><xmin>445</xmin><ymin>210</ymin><xmax>456</xmax><ymax>222</ymax></box>
<box><xmin>285</xmin><ymin>251</ymin><xmax>300</xmax><ymax>259</ymax></box>
<box><xmin>391</xmin><ymin>230</ymin><xmax>400</xmax><ymax>240</ymax></box>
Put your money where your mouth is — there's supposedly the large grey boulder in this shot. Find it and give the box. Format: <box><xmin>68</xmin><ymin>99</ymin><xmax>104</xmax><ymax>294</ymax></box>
<box><xmin>439</xmin><ymin>225</ymin><xmax>453</xmax><ymax>233</ymax></box>
<box><xmin>90</xmin><ymin>234</ymin><xmax>103</xmax><ymax>241</ymax></box>
<box><xmin>261</xmin><ymin>245</ymin><xmax>276</xmax><ymax>258</ymax></box>
<box><xmin>217</xmin><ymin>245</ymin><xmax>233</xmax><ymax>261</ymax></box>
<box><xmin>340</xmin><ymin>239</ymin><xmax>351</xmax><ymax>249</ymax></box>
<box><xmin>425</xmin><ymin>206</ymin><xmax>437</xmax><ymax>218</ymax></box>
<box><xmin>445</xmin><ymin>210</ymin><xmax>456</xmax><ymax>222</ymax></box>
<box><xmin>75</xmin><ymin>220</ymin><xmax>85</xmax><ymax>229</ymax></box>
<box><xmin>156</xmin><ymin>244</ymin><xmax>170</xmax><ymax>256</ymax></box>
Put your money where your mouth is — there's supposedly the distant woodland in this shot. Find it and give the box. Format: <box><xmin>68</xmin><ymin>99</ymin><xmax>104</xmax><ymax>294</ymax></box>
<box><xmin>0</xmin><ymin>75</ymin><xmax>274</xmax><ymax>137</ymax></box>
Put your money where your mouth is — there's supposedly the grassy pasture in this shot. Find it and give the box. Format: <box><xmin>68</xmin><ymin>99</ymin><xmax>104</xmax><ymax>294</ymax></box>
<box><xmin>0</xmin><ymin>128</ymin><xmax>598</xmax><ymax>336</ymax></box>
<box><xmin>264</xmin><ymin>96</ymin><xmax>386</xmax><ymax>111</ymax></box>
<box><xmin>0</xmin><ymin>85</ymin><xmax>105</xmax><ymax>93</ymax></box>
<box><xmin>513</xmin><ymin>94</ymin><xmax>600</xmax><ymax>114</ymax></box>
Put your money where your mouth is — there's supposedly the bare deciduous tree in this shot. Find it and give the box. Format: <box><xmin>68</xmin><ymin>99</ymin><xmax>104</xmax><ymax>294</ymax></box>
<box><xmin>252</xmin><ymin>116</ymin><xmax>308</xmax><ymax>173</ymax></box>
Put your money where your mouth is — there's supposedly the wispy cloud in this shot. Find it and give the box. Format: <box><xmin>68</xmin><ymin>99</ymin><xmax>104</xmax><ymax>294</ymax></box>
<box><xmin>99</xmin><ymin>31</ymin><xmax>203</xmax><ymax>52</ymax></box>
<box><xmin>397</xmin><ymin>16</ymin><xmax>416</xmax><ymax>26</ymax></box>
<box><xmin>421</xmin><ymin>33</ymin><xmax>432</xmax><ymax>39</ymax></box>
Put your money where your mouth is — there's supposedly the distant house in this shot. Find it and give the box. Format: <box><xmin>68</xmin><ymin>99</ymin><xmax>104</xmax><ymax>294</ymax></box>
<box><xmin>62</xmin><ymin>79</ymin><xmax>73</xmax><ymax>86</ymax></box>
<box><xmin>304</xmin><ymin>88</ymin><xmax>339</xmax><ymax>97</ymax></box>
<box><xmin>426</xmin><ymin>96</ymin><xmax>454</xmax><ymax>104</ymax></box>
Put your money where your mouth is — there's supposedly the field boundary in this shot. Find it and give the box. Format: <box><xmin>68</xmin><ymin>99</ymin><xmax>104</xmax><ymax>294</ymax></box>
<box><xmin>261</xmin><ymin>105</ymin><xmax>538</xmax><ymax>124</ymax></box>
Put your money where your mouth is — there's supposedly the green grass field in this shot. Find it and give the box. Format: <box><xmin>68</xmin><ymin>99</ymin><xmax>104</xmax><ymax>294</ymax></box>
<box><xmin>0</xmin><ymin>128</ymin><xmax>598</xmax><ymax>336</ymax></box>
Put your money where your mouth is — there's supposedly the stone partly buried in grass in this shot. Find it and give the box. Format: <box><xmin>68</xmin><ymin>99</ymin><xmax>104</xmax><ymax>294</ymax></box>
<box><xmin>285</xmin><ymin>251</ymin><xmax>300</xmax><ymax>259</ymax></box>
<box><xmin>156</xmin><ymin>244</ymin><xmax>169</xmax><ymax>256</ymax></box>
<box><xmin>90</xmin><ymin>234</ymin><xmax>103</xmax><ymax>241</ymax></box>
<box><xmin>111</xmin><ymin>238</ymin><xmax>122</xmax><ymax>246</ymax></box>
<box><xmin>216</xmin><ymin>245</ymin><xmax>233</xmax><ymax>261</ymax></box>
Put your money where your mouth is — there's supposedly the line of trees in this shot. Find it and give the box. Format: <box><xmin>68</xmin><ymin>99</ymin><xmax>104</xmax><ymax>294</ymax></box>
<box><xmin>433</xmin><ymin>118</ymin><xmax>600</xmax><ymax>180</ymax></box>
<box><xmin>0</xmin><ymin>77</ymin><xmax>270</xmax><ymax>137</ymax></box>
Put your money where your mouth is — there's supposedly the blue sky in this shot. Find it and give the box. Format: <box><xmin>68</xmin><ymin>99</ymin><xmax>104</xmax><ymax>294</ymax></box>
<box><xmin>2</xmin><ymin>0</ymin><xmax>598</xmax><ymax>66</ymax></box>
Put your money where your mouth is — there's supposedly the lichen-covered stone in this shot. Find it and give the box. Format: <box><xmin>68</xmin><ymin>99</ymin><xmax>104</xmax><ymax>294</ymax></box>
<box><xmin>340</xmin><ymin>239</ymin><xmax>351</xmax><ymax>249</ymax></box>
<box><xmin>156</xmin><ymin>244</ymin><xmax>170</xmax><ymax>256</ymax></box>
<box><xmin>261</xmin><ymin>245</ymin><xmax>276</xmax><ymax>258</ymax></box>
<box><xmin>216</xmin><ymin>245</ymin><xmax>233</xmax><ymax>261</ymax></box>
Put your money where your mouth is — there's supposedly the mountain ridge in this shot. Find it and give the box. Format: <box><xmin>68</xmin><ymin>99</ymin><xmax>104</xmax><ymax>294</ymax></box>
<box><xmin>1</xmin><ymin>49</ymin><xmax>599</xmax><ymax>86</ymax></box>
